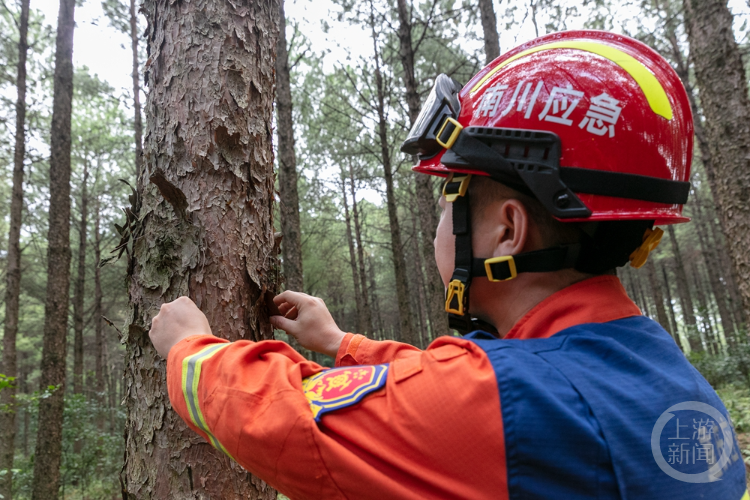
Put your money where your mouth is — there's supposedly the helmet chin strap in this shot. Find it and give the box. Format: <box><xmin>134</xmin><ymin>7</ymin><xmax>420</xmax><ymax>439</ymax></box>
<box><xmin>443</xmin><ymin>173</ymin><xmax>477</xmax><ymax>333</ymax></box>
<box><xmin>442</xmin><ymin>173</ymin><xmax>581</xmax><ymax>336</ymax></box>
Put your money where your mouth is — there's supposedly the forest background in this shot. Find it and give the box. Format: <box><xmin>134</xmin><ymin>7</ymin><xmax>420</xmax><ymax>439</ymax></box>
<box><xmin>1</xmin><ymin>0</ymin><xmax>750</xmax><ymax>498</ymax></box>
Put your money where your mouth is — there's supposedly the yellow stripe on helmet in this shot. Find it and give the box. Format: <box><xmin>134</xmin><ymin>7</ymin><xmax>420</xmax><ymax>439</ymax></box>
<box><xmin>470</xmin><ymin>40</ymin><xmax>673</xmax><ymax>120</ymax></box>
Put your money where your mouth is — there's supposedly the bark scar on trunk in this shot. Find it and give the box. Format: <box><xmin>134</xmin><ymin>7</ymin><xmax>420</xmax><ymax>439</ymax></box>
<box><xmin>149</xmin><ymin>170</ymin><xmax>189</xmax><ymax>220</ymax></box>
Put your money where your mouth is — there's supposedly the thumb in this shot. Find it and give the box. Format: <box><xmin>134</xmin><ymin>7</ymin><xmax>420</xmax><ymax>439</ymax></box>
<box><xmin>270</xmin><ymin>314</ymin><xmax>297</xmax><ymax>334</ymax></box>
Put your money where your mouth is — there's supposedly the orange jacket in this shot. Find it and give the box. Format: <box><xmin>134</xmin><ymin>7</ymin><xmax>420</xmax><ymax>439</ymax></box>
<box><xmin>166</xmin><ymin>276</ymin><xmax>641</xmax><ymax>499</ymax></box>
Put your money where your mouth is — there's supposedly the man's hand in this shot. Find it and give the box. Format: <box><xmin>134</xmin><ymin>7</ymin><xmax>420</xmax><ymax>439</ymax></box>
<box><xmin>270</xmin><ymin>291</ymin><xmax>346</xmax><ymax>358</ymax></box>
<box><xmin>150</xmin><ymin>296</ymin><xmax>214</xmax><ymax>358</ymax></box>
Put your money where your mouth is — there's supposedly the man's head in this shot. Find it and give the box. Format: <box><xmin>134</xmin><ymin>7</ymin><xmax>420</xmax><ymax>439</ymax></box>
<box><xmin>435</xmin><ymin>177</ymin><xmax>603</xmax><ymax>331</ymax></box>
<box><xmin>405</xmin><ymin>30</ymin><xmax>693</xmax><ymax>333</ymax></box>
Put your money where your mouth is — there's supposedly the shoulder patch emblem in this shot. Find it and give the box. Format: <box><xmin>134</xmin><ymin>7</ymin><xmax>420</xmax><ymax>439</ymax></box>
<box><xmin>302</xmin><ymin>364</ymin><xmax>388</xmax><ymax>421</ymax></box>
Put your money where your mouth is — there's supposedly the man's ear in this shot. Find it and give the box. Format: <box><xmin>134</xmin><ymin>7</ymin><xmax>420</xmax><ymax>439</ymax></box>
<box><xmin>495</xmin><ymin>199</ymin><xmax>529</xmax><ymax>257</ymax></box>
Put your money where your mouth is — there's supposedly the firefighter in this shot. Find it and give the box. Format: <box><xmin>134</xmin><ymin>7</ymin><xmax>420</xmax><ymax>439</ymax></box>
<box><xmin>149</xmin><ymin>30</ymin><xmax>749</xmax><ymax>499</ymax></box>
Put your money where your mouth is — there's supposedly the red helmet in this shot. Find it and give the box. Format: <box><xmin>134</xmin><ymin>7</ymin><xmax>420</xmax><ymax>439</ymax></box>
<box><xmin>405</xmin><ymin>30</ymin><xmax>693</xmax><ymax>224</ymax></box>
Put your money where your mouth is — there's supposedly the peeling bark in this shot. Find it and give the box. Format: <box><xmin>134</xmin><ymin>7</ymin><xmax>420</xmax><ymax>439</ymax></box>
<box><xmin>684</xmin><ymin>0</ymin><xmax>750</xmax><ymax>335</ymax></box>
<box><xmin>122</xmin><ymin>0</ymin><xmax>280</xmax><ymax>498</ymax></box>
<box><xmin>0</xmin><ymin>0</ymin><xmax>30</xmax><ymax>496</ymax></box>
<box><xmin>31</xmin><ymin>0</ymin><xmax>76</xmax><ymax>497</ymax></box>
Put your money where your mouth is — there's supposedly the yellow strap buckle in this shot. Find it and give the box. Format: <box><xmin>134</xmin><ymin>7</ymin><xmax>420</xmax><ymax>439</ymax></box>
<box><xmin>445</xmin><ymin>279</ymin><xmax>466</xmax><ymax>315</ymax></box>
<box><xmin>484</xmin><ymin>256</ymin><xmax>518</xmax><ymax>282</ymax></box>
<box><xmin>629</xmin><ymin>227</ymin><xmax>664</xmax><ymax>268</ymax></box>
<box><xmin>435</xmin><ymin>117</ymin><xmax>463</xmax><ymax>149</ymax></box>
<box><xmin>442</xmin><ymin>173</ymin><xmax>472</xmax><ymax>203</ymax></box>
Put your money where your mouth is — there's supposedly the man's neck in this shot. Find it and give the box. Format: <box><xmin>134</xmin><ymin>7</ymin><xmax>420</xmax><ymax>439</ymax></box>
<box><xmin>471</xmin><ymin>269</ymin><xmax>596</xmax><ymax>338</ymax></box>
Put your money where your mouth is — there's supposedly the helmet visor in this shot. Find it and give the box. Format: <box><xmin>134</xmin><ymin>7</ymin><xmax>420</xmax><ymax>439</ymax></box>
<box><xmin>400</xmin><ymin>74</ymin><xmax>463</xmax><ymax>157</ymax></box>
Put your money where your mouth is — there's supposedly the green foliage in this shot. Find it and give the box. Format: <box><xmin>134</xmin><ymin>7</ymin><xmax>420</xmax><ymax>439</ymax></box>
<box><xmin>716</xmin><ymin>385</ymin><xmax>750</xmax><ymax>434</ymax></box>
<box><xmin>9</xmin><ymin>393</ymin><xmax>125</xmax><ymax>499</ymax></box>
<box><xmin>689</xmin><ymin>344</ymin><xmax>750</xmax><ymax>390</ymax></box>
<box><xmin>0</xmin><ymin>374</ymin><xmax>15</xmax><ymax>393</ymax></box>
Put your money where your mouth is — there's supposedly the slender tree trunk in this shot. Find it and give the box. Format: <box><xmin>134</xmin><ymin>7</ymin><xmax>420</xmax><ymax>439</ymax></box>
<box><xmin>31</xmin><ymin>0</ymin><xmax>76</xmax><ymax>497</ymax></box>
<box><xmin>395</xmin><ymin>0</ymin><xmax>449</xmax><ymax>338</ymax></box>
<box><xmin>662</xmin><ymin>263</ymin><xmax>681</xmax><ymax>348</ymax></box>
<box><xmin>706</xmin><ymin>207</ymin><xmax>746</xmax><ymax>331</ymax></box>
<box><xmin>94</xmin><ymin>197</ymin><xmax>105</xmax><ymax>427</ymax></box>
<box><xmin>276</xmin><ymin>0</ymin><xmax>304</xmax><ymax>294</ymax></box>
<box><xmin>349</xmin><ymin>164</ymin><xmax>373</xmax><ymax>335</ymax></box>
<box><xmin>341</xmin><ymin>175</ymin><xmax>365</xmax><ymax>333</ymax></box>
<box><xmin>411</xmin><ymin>215</ymin><xmax>429</xmax><ymax>348</ymax></box>
<box><xmin>122</xmin><ymin>1</ymin><xmax>279</xmax><ymax>498</ymax></box>
<box><xmin>22</xmin><ymin>357</ymin><xmax>29</xmax><ymax>458</ymax></box>
<box><xmin>691</xmin><ymin>261</ymin><xmax>714</xmax><ymax>352</ymax></box>
<box><xmin>73</xmin><ymin>161</ymin><xmax>89</xmax><ymax>396</ymax></box>
<box><xmin>369</xmin><ymin>0</ymin><xmax>416</xmax><ymax>344</ymax></box>
<box><xmin>130</xmin><ymin>0</ymin><xmax>143</xmax><ymax>176</ymax></box>
<box><xmin>0</xmin><ymin>0</ymin><xmax>30</xmax><ymax>496</ymax></box>
<box><xmin>478</xmin><ymin>0</ymin><xmax>500</xmax><ymax>63</ymax></box>
<box><xmin>684</xmin><ymin>0</ymin><xmax>750</xmax><ymax>334</ymax></box>
<box><xmin>667</xmin><ymin>225</ymin><xmax>701</xmax><ymax>352</ymax></box>
<box><xmin>635</xmin><ymin>272</ymin><xmax>652</xmax><ymax>318</ymax></box>
<box><xmin>646</xmin><ymin>258</ymin><xmax>672</xmax><ymax>336</ymax></box>
<box><xmin>693</xmin><ymin>196</ymin><xmax>736</xmax><ymax>345</ymax></box>
<box><xmin>368</xmin><ymin>257</ymin><xmax>385</xmax><ymax>339</ymax></box>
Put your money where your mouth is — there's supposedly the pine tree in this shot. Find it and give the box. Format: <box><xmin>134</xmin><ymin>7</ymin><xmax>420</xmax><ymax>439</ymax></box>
<box><xmin>0</xmin><ymin>0</ymin><xmax>30</xmax><ymax>497</ymax></box>
<box><xmin>121</xmin><ymin>0</ymin><xmax>280</xmax><ymax>497</ymax></box>
<box><xmin>31</xmin><ymin>0</ymin><xmax>76</xmax><ymax>497</ymax></box>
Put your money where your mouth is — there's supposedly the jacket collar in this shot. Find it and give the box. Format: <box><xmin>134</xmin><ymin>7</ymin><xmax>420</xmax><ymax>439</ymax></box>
<box><xmin>504</xmin><ymin>275</ymin><xmax>641</xmax><ymax>340</ymax></box>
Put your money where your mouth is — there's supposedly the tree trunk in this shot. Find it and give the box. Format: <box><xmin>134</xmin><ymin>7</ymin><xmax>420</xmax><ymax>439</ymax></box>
<box><xmin>122</xmin><ymin>0</ymin><xmax>279</xmax><ymax>498</ymax></box>
<box><xmin>22</xmin><ymin>357</ymin><xmax>29</xmax><ymax>458</ymax></box>
<box><xmin>693</xmin><ymin>196</ymin><xmax>736</xmax><ymax>345</ymax></box>
<box><xmin>130</xmin><ymin>0</ymin><xmax>143</xmax><ymax>176</ymax></box>
<box><xmin>0</xmin><ymin>0</ymin><xmax>29</xmax><ymax>496</ymax></box>
<box><xmin>276</xmin><ymin>0</ymin><xmax>304</xmax><ymax>294</ymax></box>
<box><xmin>349</xmin><ymin>164</ymin><xmax>373</xmax><ymax>335</ymax></box>
<box><xmin>683</xmin><ymin>0</ymin><xmax>750</xmax><ymax>335</ymax></box>
<box><xmin>411</xmin><ymin>214</ymin><xmax>429</xmax><ymax>348</ymax></box>
<box><xmin>368</xmin><ymin>256</ymin><xmax>385</xmax><ymax>339</ymax></box>
<box><xmin>369</xmin><ymin>0</ymin><xmax>416</xmax><ymax>345</ymax></box>
<box><xmin>341</xmin><ymin>175</ymin><xmax>365</xmax><ymax>333</ymax></box>
<box><xmin>394</xmin><ymin>0</ymin><xmax>448</xmax><ymax>338</ymax></box>
<box><xmin>667</xmin><ymin>225</ymin><xmax>701</xmax><ymax>352</ymax></box>
<box><xmin>94</xmin><ymin>196</ymin><xmax>105</xmax><ymax>427</ymax></box>
<box><xmin>31</xmin><ymin>0</ymin><xmax>76</xmax><ymax>498</ymax></box>
<box><xmin>478</xmin><ymin>0</ymin><xmax>500</xmax><ymax>63</ymax></box>
<box><xmin>666</xmin><ymin>30</ymin><xmax>747</xmax><ymax>337</ymax></box>
<box><xmin>661</xmin><ymin>263</ymin><xmax>681</xmax><ymax>348</ymax></box>
<box><xmin>73</xmin><ymin>161</ymin><xmax>89</xmax><ymax>396</ymax></box>
<box><xmin>646</xmin><ymin>258</ymin><xmax>672</xmax><ymax>336</ymax></box>
<box><xmin>706</xmin><ymin>206</ymin><xmax>746</xmax><ymax>331</ymax></box>
<box><xmin>691</xmin><ymin>261</ymin><xmax>714</xmax><ymax>352</ymax></box>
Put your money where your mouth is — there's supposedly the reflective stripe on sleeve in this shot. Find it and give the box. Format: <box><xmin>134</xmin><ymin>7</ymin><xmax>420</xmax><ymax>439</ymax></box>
<box><xmin>181</xmin><ymin>342</ymin><xmax>233</xmax><ymax>458</ymax></box>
